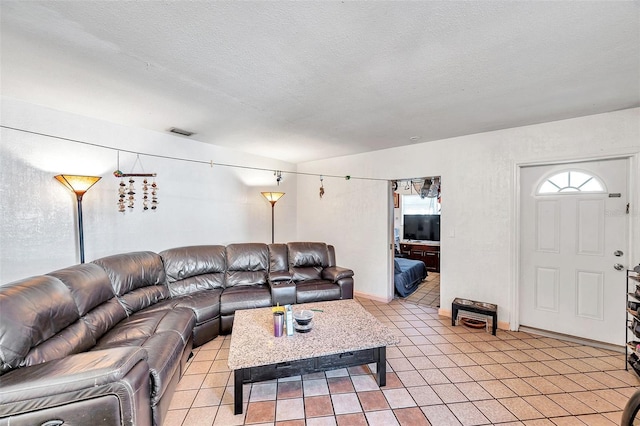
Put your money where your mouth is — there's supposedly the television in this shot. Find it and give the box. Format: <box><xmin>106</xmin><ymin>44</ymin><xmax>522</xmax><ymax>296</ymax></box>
<box><xmin>403</xmin><ymin>214</ymin><xmax>440</xmax><ymax>242</ymax></box>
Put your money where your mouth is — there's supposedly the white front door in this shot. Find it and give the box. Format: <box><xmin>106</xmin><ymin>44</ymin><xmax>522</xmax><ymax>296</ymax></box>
<box><xmin>519</xmin><ymin>158</ymin><xmax>629</xmax><ymax>345</ymax></box>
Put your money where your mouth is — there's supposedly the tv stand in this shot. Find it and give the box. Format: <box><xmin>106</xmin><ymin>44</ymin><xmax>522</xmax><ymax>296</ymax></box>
<box><xmin>399</xmin><ymin>241</ymin><xmax>440</xmax><ymax>272</ymax></box>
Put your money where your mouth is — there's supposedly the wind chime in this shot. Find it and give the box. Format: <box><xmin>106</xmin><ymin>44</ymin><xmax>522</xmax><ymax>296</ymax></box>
<box><xmin>113</xmin><ymin>153</ymin><xmax>158</xmax><ymax>212</ymax></box>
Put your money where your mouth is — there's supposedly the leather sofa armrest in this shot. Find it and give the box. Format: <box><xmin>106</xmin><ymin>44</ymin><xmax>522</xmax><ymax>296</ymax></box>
<box><xmin>322</xmin><ymin>266</ymin><xmax>354</xmax><ymax>282</ymax></box>
<box><xmin>269</xmin><ymin>271</ymin><xmax>293</xmax><ymax>284</ymax></box>
<box><xmin>269</xmin><ymin>280</ymin><xmax>296</xmax><ymax>306</ymax></box>
<box><xmin>322</xmin><ymin>267</ymin><xmax>354</xmax><ymax>300</ymax></box>
<box><xmin>0</xmin><ymin>347</ymin><xmax>151</xmax><ymax>426</ymax></box>
<box><xmin>0</xmin><ymin>347</ymin><xmax>147</xmax><ymax>404</ymax></box>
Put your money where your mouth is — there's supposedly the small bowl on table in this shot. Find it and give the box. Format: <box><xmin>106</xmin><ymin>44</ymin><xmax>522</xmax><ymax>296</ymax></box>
<box><xmin>293</xmin><ymin>309</ymin><xmax>314</xmax><ymax>326</ymax></box>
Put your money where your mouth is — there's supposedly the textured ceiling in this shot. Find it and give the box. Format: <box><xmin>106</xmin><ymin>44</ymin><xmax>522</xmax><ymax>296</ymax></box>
<box><xmin>1</xmin><ymin>1</ymin><xmax>639</xmax><ymax>163</ymax></box>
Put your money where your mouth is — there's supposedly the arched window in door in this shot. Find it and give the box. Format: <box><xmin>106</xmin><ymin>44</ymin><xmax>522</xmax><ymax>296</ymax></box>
<box><xmin>537</xmin><ymin>170</ymin><xmax>606</xmax><ymax>194</ymax></box>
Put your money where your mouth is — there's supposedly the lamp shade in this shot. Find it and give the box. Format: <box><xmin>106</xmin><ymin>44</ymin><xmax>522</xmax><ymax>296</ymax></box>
<box><xmin>55</xmin><ymin>175</ymin><xmax>102</xmax><ymax>196</ymax></box>
<box><xmin>54</xmin><ymin>174</ymin><xmax>101</xmax><ymax>264</ymax></box>
<box><xmin>261</xmin><ymin>191</ymin><xmax>285</xmax><ymax>204</ymax></box>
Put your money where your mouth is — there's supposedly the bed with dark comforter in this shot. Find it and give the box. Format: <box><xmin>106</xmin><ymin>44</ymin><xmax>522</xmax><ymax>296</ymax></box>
<box><xmin>394</xmin><ymin>257</ymin><xmax>428</xmax><ymax>297</ymax></box>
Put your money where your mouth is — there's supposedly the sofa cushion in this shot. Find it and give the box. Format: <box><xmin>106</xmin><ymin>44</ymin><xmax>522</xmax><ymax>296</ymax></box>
<box><xmin>95</xmin><ymin>308</ymin><xmax>195</xmax><ymax>347</ymax></box>
<box><xmin>81</xmin><ymin>297</ymin><xmax>128</xmax><ymax>342</ymax></box>
<box><xmin>93</xmin><ymin>251</ymin><xmax>170</xmax><ymax>316</ymax></box>
<box><xmin>219</xmin><ymin>285</ymin><xmax>272</xmax><ymax>315</ymax></box>
<box><xmin>152</xmin><ymin>290</ymin><xmax>222</xmax><ymax>325</ymax></box>
<box><xmin>287</xmin><ymin>242</ymin><xmax>329</xmax><ymax>282</ymax></box>
<box><xmin>287</xmin><ymin>242</ymin><xmax>329</xmax><ymax>268</ymax></box>
<box><xmin>225</xmin><ymin>243</ymin><xmax>268</xmax><ymax>287</ymax></box>
<box><xmin>291</xmin><ymin>266</ymin><xmax>323</xmax><ymax>282</ymax></box>
<box><xmin>268</xmin><ymin>243</ymin><xmax>288</xmax><ymax>272</ymax></box>
<box><xmin>47</xmin><ymin>263</ymin><xmax>115</xmax><ymax>316</ymax></box>
<box><xmin>117</xmin><ymin>286</ymin><xmax>172</xmax><ymax>316</ymax></box>
<box><xmin>23</xmin><ymin>320</ymin><xmax>95</xmax><ymax>367</ymax></box>
<box><xmin>295</xmin><ymin>280</ymin><xmax>341</xmax><ymax>303</ymax></box>
<box><xmin>0</xmin><ymin>276</ymin><xmax>79</xmax><ymax>374</ymax></box>
<box><xmin>160</xmin><ymin>245</ymin><xmax>226</xmax><ymax>295</ymax></box>
<box><xmin>93</xmin><ymin>251</ymin><xmax>168</xmax><ymax>297</ymax></box>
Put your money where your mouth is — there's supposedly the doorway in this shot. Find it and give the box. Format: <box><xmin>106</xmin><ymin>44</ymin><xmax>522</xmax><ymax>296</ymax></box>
<box><xmin>391</xmin><ymin>177</ymin><xmax>441</xmax><ymax>308</ymax></box>
<box><xmin>519</xmin><ymin>158</ymin><xmax>629</xmax><ymax>345</ymax></box>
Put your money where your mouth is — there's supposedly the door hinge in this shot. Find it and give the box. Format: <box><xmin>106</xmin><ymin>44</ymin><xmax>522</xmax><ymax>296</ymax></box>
<box><xmin>627</xmin><ymin>203</ymin><xmax>630</xmax><ymax>214</ymax></box>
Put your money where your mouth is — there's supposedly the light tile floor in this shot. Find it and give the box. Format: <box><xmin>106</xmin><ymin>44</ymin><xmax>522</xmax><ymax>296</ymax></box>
<box><xmin>404</xmin><ymin>272</ymin><xmax>440</xmax><ymax>308</ymax></box>
<box><xmin>166</xmin><ymin>296</ymin><xmax>639</xmax><ymax>425</ymax></box>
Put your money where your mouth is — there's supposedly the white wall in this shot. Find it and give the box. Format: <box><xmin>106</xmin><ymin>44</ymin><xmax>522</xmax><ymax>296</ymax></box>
<box><xmin>296</xmin><ymin>172</ymin><xmax>393</xmax><ymax>301</ymax></box>
<box><xmin>296</xmin><ymin>108</ymin><xmax>640</xmax><ymax>325</ymax></box>
<box><xmin>0</xmin><ymin>98</ymin><xmax>297</xmax><ymax>284</ymax></box>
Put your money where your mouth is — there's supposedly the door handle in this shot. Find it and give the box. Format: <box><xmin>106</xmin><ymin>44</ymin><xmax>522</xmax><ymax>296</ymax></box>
<box><xmin>614</xmin><ymin>250</ymin><xmax>624</xmax><ymax>257</ymax></box>
<box><xmin>614</xmin><ymin>263</ymin><xmax>624</xmax><ymax>271</ymax></box>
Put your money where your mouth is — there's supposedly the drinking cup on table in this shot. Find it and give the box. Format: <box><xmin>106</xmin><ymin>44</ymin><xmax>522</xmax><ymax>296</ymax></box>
<box><xmin>273</xmin><ymin>311</ymin><xmax>284</xmax><ymax>337</ymax></box>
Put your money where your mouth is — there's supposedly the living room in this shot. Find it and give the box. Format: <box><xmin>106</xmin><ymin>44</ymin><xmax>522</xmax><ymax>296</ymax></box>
<box><xmin>2</xmin><ymin>0</ymin><xmax>640</xmax><ymax>356</ymax></box>
<box><xmin>2</xmin><ymin>1</ymin><xmax>640</xmax><ymax>425</ymax></box>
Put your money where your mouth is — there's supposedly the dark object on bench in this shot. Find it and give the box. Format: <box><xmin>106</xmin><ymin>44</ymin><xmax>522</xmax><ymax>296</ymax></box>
<box><xmin>451</xmin><ymin>298</ymin><xmax>498</xmax><ymax>335</ymax></box>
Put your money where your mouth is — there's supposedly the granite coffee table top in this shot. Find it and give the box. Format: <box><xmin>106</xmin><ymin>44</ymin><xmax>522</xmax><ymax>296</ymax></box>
<box><xmin>228</xmin><ymin>299</ymin><xmax>399</xmax><ymax>370</ymax></box>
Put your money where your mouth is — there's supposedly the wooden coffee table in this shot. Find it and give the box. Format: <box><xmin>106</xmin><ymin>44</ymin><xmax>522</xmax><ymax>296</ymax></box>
<box><xmin>228</xmin><ymin>299</ymin><xmax>399</xmax><ymax>414</ymax></box>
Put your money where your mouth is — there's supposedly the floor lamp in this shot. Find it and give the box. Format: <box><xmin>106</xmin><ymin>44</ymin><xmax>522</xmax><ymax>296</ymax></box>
<box><xmin>261</xmin><ymin>191</ymin><xmax>285</xmax><ymax>244</ymax></box>
<box><xmin>55</xmin><ymin>174</ymin><xmax>102</xmax><ymax>263</ymax></box>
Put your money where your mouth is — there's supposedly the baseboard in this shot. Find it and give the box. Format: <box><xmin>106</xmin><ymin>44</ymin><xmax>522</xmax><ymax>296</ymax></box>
<box><xmin>497</xmin><ymin>321</ymin><xmax>509</xmax><ymax>330</ymax></box>
<box><xmin>438</xmin><ymin>308</ymin><xmax>451</xmax><ymax>318</ymax></box>
<box><xmin>438</xmin><ymin>308</ymin><xmax>509</xmax><ymax>330</ymax></box>
<box><xmin>354</xmin><ymin>291</ymin><xmax>392</xmax><ymax>304</ymax></box>
<box><xmin>519</xmin><ymin>326</ymin><xmax>625</xmax><ymax>353</ymax></box>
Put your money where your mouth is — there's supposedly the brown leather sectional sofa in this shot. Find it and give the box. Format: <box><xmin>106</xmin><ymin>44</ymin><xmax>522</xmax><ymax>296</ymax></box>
<box><xmin>0</xmin><ymin>242</ymin><xmax>354</xmax><ymax>426</ymax></box>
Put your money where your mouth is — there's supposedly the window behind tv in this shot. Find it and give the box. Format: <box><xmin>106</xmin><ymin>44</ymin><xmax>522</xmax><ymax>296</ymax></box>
<box><xmin>403</xmin><ymin>214</ymin><xmax>440</xmax><ymax>242</ymax></box>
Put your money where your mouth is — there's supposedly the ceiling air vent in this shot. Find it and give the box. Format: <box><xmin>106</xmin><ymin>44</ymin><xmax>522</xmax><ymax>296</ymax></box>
<box><xmin>168</xmin><ymin>127</ymin><xmax>195</xmax><ymax>137</ymax></box>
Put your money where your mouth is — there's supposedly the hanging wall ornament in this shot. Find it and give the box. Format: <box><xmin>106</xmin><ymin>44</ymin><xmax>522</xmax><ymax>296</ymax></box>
<box><xmin>151</xmin><ymin>179</ymin><xmax>158</xmax><ymax>210</ymax></box>
<box><xmin>319</xmin><ymin>175</ymin><xmax>325</xmax><ymax>199</ymax></box>
<box><xmin>117</xmin><ymin>178</ymin><xmax>126</xmax><ymax>212</ymax></box>
<box><xmin>113</xmin><ymin>151</ymin><xmax>158</xmax><ymax>212</ymax></box>
<box><xmin>127</xmin><ymin>178</ymin><xmax>135</xmax><ymax>209</ymax></box>
<box><xmin>142</xmin><ymin>179</ymin><xmax>149</xmax><ymax>210</ymax></box>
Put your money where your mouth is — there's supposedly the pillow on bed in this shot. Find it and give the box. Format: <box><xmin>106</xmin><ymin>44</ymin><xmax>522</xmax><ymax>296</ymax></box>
<box><xmin>394</xmin><ymin>259</ymin><xmax>402</xmax><ymax>274</ymax></box>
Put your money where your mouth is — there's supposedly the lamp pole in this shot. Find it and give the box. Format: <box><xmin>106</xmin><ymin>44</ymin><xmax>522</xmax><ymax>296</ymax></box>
<box><xmin>75</xmin><ymin>192</ymin><xmax>86</xmax><ymax>263</ymax></box>
<box><xmin>269</xmin><ymin>201</ymin><xmax>276</xmax><ymax>244</ymax></box>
